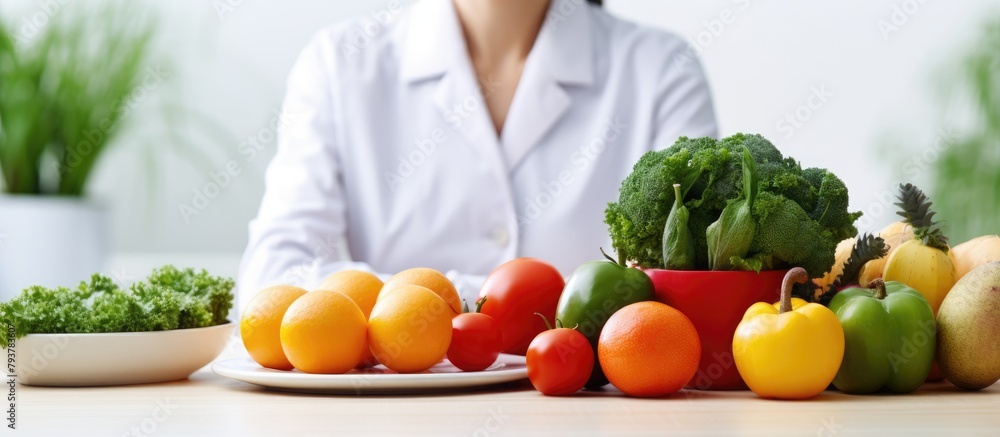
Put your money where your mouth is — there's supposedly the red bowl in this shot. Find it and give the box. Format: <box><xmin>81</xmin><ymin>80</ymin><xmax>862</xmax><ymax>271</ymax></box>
<box><xmin>644</xmin><ymin>269</ymin><xmax>788</xmax><ymax>390</ymax></box>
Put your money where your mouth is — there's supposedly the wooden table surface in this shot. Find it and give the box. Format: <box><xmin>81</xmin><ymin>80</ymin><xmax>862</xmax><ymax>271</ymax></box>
<box><xmin>11</xmin><ymin>256</ymin><xmax>1000</xmax><ymax>435</ymax></box>
<box><xmin>17</xmin><ymin>356</ymin><xmax>1000</xmax><ymax>436</ymax></box>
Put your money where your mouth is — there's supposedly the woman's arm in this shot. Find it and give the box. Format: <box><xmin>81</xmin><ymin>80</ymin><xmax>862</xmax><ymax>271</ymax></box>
<box><xmin>237</xmin><ymin>32</ymin><xmax>487</xmax><ymax>309</ymax></box>
<box><xmin>651</xmin><ymin>42</ymin><xmax>719</xmax><ymax>147</ymax></box>
<box><xmin>237</xmin><ymin>32</ymin><xmax>369</xmax><ymax>307</ymax></box>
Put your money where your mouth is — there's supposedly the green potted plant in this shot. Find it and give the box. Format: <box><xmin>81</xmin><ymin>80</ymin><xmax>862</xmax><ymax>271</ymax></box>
<box><xmin>931</xmin><ymin>19</ymin><xmax>1000</xmax><ymax>242</ymax></box>
<box><xmin>0</xmin><ymin>4</ymin><xmax>155</xmax><ymax>297</ymax></box>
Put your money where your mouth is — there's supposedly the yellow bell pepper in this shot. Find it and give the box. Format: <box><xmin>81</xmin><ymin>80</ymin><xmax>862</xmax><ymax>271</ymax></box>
<box><xmin>732</xmin><ymin>267</ymin><xmax>844</xmax><ymax>399</ymax></box>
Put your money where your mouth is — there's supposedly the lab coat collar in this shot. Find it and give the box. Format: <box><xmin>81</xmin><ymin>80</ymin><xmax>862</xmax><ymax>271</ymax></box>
<box><xmin>399</xmin><ymin>0</ymin><xmax>594</xmax><ymax>86</ymax></box>
<box><xmin>401</xmin><ymin>0</ymin><xmax>594</xmax><ymax>172</ymax></box>
<box><xmin>399</xmin><ymin>0</ymin><xmax>460</xmax><ymax>83</ymax></box>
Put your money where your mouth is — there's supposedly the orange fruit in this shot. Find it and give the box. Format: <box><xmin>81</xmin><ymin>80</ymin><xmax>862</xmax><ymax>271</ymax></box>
<box><xmin>241</xmin><ymin>285</ymin><xmax>308</xmax><ymax>370</ymax></box>
<box><xmin>316</xmin><ymin>270</ymin><xmax>385</xmax><ymax>367</ymax></box>
<box><xmin>598</xmin><ymin>301</ymin><xmax>701</xmax><ymax>397</ymax></box>
<box><xmin>379</xmin><ymin>268</ymin><xmax>461</xmax><ymax>315</ymax></box>
<box><xmin>316</xmin><ymin>270</ymin><xmax>383</xmax><ymax>318</ymax></box>
<box><xmin>369</xmin><ymin>285</ymin><xmax>453</xmax><ymax>373</ymax></box>
<box><xmin>280</xmin><ymin>290</ymin><xmax>368</xmax><ymax>374</ymax></box>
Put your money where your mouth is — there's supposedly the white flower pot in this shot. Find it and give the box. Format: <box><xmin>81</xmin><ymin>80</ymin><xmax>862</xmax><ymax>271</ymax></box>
<box><xmin>0</xmin><ymin>196</ymin><xmax>108</xmax><ymax>301</ymax></box>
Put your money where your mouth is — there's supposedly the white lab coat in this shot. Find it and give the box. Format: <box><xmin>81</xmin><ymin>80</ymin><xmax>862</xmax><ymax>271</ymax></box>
<box><xmin>237</xmin><ymin>0</ymin><xmax>716</xmax><ymax>307</ymax></box>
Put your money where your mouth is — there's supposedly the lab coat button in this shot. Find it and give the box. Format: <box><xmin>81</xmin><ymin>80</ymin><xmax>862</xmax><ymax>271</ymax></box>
<box><xmin>491</xmin><ymin>228</ymin><xmax>510</xmax><ymax>246</ymax></box>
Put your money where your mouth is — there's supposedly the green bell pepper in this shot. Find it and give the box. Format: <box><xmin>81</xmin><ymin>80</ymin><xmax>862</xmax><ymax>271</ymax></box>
<box><xmin>555</xmin><ymin>250</ymin><xmax>655</xmax><ymax>388</ymax></box>
<box><xmin>828</xmin><ymin>279</ymin><xmax>936</xmax><ymax>394</ymax></box>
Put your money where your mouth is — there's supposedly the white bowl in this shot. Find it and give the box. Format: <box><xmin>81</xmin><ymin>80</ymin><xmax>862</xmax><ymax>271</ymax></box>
<box><xmin>14</xmin><ymin>323</ymin><xmax>235</xmax><ymax>387</ymax></box>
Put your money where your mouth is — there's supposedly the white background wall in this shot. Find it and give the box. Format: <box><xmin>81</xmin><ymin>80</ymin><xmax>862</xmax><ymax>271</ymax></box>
<box><xmin>3</xmin><ymin>0</ymin><xmax>997</xmax><ymax>254</ymax></box>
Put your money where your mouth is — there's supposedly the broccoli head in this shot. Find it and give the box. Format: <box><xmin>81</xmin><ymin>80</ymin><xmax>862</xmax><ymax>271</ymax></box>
<box><xmin>605</xmin><ymin>133</ymin><xmax>861</xmax><ymax>277</ymax></box>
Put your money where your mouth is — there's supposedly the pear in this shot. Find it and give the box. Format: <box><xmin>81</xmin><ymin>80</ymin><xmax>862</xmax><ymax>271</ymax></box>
<box><xmin>936</xmin><ymin>261</ymin><xmax>1000</xmax><ymax>390</ymax></box>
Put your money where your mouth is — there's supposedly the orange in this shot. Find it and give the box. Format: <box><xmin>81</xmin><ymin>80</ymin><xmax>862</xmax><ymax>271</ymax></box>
<box><xmin>316</xmin><ymin>270</ymin><xmax>384</xmax><ymax>368</ymax></box>
<box><xmin>316</xmin><ymin>270</ymin><xmax>384</xmax><ymax>318</ymax></box>
<box><xmin>369</xmin><ymin>285</ymin><xmax>452</xmax><ymax>373</ymax></box>
<box><xmin>379</xmin><ymin>268</ymin><xmax>461</xmax><ymax>315</ymax></box>
<box><xmin>280</xmin><ymin>290</ymin><xmax>368</xmax><ymax>374</ymax></box>
<box><xmin>241</xmin><ymin>285</ymin><xmax>308</xmax><ymax>370</ymax></box>
<box><xmin>598</xmin><ymin>301</ymin><xmax>701</xmax><ymax>397</ymax></box>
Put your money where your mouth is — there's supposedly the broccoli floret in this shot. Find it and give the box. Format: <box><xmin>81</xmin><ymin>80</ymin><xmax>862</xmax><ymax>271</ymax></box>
<box><xmin>720</xmin><ymin>133</ymin><xmax>784</xmax><ymax>163</ymax></box>
<box><xmin>809</xmin><ymin>169</ymin><xmax>863</xmax><ymax>240</ymax></box>
<box><xmin>745</xmin><ymin>191</ymin><xmax>838</xmax><ymax>278</ymax></box>
<box><xmin>605</xmin><ymin>133</ymin><xmax>861</xmax><ymax>277</ymax></box>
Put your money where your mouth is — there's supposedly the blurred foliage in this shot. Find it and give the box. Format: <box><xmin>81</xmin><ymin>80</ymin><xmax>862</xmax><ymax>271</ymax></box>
<box><xmin>931</xmin><ymin>18</ymin><xmax>1000</xmax><ymax>243</ymax></box>
<box><xmin>0</xmin><ymin>2</ymin><xmax>154</xmax><ymax>196</ymax></box>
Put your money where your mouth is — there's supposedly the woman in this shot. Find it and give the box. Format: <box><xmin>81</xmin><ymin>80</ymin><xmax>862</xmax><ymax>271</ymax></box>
<box><xmin>238</xmin><ymin>0</ymin><xmax>716</xmax><ymax>305</ymax></box>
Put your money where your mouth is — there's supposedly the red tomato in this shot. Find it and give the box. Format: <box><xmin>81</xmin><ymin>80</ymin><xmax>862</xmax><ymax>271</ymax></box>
<box><xmin>478</xmin><ymin>258</ymin><xmax>565</xmax><ymax>355</ymax></box>
<box><xmin>527</xmin><ymin>327</ymin><xmax>594</xmax><ymax>396</ymax></box>
<box><xmin>447</xmin><ymin>309</ymin><xmax>503</xmax><ymax>372</ymax></box>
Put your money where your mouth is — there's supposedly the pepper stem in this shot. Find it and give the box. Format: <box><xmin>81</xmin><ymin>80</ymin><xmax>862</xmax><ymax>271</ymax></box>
<box><xmin>474</xmin><ymin>297</ymin><xmax>487</xmax><ymax>313</ymax></box>
<box><xmin>779</xmin><ymin>267</ymin><xmax>809</xmax><ymax>314</ymax></box>
<box><xmin>870</xmin><ymin>279</ymin><xmax>887</xmax><ymax>300</ymax></box>
<box><xmin>534</xmin><ymin>312</ymin><xmax>554</xmax><ymax>331</ymax></box>
<box><xmin>601</xmin><ymin>247</ymin><xmax>625</xmax><ymax>266</ymax></box>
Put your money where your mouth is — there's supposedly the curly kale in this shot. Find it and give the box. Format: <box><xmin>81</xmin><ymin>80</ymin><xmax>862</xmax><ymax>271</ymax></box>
<box><xmin>606</xmin><ymin>133</ymin><xmax>862</xmax><ymax>277</ymax></box>
<box><xmin>0</xmin><ymin>266</ymin><xmax>234</xmax><ymax>346</ymax></box>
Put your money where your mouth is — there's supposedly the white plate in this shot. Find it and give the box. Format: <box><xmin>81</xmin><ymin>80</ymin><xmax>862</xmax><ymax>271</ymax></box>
<box><xmin>15</xmin><ymin>323</ymin><xmax>235</xmax><ymax>387</ymax></box>
<box><xmin>212</xmin><ymin>354</ymin><xmax>528</xmax><ymax>394</ymax></box>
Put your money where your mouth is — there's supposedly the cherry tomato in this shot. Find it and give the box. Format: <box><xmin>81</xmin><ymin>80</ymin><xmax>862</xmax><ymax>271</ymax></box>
<box><xmin>478</xmin><ymin>258</ymin><xmax>565</xmax><ymax>355</ymax></box>
<box><xmin>447</xmin><ymin>299</ymin><xmax>503</xmax><ymax>372</ymax></box>
<box><xmin>526</xmin><ymin>320</ymin><xmax>594</xmax><ymax>396</ymax></box>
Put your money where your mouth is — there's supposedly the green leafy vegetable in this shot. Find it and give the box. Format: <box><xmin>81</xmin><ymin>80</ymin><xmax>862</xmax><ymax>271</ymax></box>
<box><xmin>707</xmin><ymin>148</ymin><xmax>758</xmax><ymax>271</ymax></box>
<box><xmin>606</xmin><ymin>133</ymin><xmax>862</xmax><ymax>277</ymax></box>
<box><xmin>662</xmin><ymin>183</ymin><xmax>696</xmax><ymax>270</ymax></box>
<box><xmin>0</xmin><ymin>266</ymin><xmax>234</xmax><ymax>346</ymax></box>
